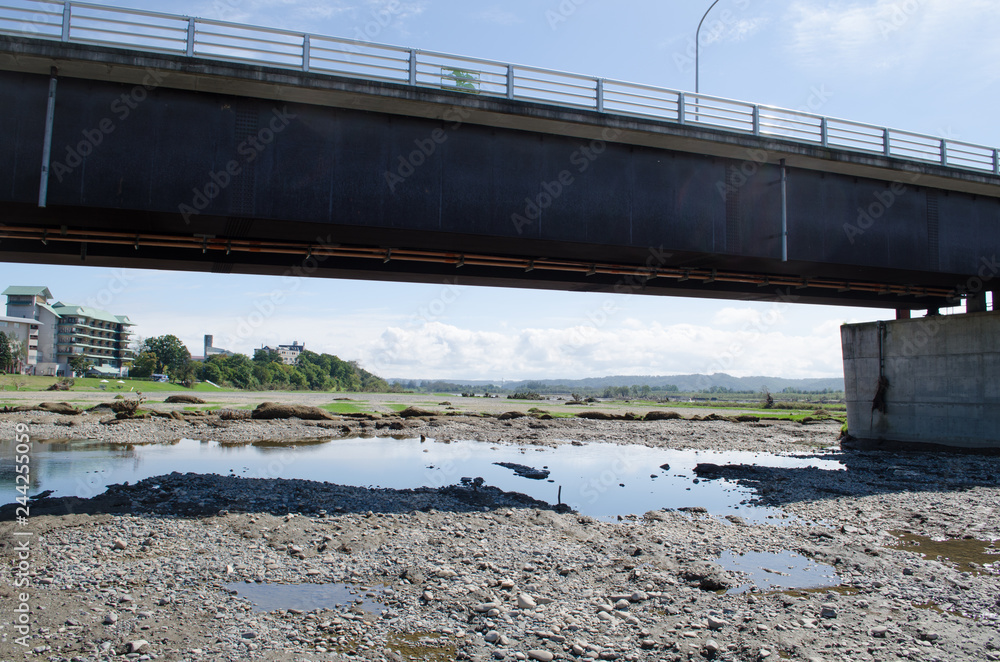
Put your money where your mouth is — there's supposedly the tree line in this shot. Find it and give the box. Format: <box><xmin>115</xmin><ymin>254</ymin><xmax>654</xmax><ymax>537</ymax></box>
<box><xmin>129</xmin><ymin>335</ymin><xmax>387</xmax><ymax>391</ymax></box>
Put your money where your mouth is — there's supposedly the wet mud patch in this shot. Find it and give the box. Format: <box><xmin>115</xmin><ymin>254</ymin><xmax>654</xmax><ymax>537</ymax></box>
<box><xmin>888</xmin><ymin>531</ymin><xmax>1000</xmax><ymax>575</ymax></box>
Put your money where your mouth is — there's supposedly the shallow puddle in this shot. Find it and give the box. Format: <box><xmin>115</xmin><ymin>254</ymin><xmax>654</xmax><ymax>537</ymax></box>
<box><xmin>718</xmin><ymin>550</ymin><xmax>841</xmax><ymax>593</ymax></box>
<box><xmin>889</xmin><ymin>531</ymin><xmax>1000</xmax><ymax>574</ymax></box>
<box><xmin>224</xmin><ymin>582</ymin><xmax>387</xmax><ymax>613</ymax></box>
<box><xmin>0</xmin><ymin>437</ymin><xmax>842</xmax><ymax>522</ymax></box>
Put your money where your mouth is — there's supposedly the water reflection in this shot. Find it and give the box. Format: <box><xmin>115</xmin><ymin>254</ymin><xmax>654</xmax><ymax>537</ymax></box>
<box><xmin>225</xmin><ymin>582</ymin><xmax>387</xmax><ymax>613</ymax></box>
<box><xmin>718</xmin><ymin>550</ymin><xmax>841</xmax><ymax>593</ymax></box>
<box><xmin>0</xmin><ymin>437</ymin><xmax>843</xmax><ymax>522</ymax></box>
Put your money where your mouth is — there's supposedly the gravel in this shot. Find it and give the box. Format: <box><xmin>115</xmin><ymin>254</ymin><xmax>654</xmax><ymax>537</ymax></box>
<box><xmin>1</xmin><ymin>401</ymin><xmax>999</xmax><ymax>662</ymax></box>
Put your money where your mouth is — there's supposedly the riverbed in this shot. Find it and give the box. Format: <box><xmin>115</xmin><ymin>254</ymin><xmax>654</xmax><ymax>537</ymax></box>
<box><xmin>1</xmin><ymin>405</ymin><xmax>998</xmax><ymax>661</ymax></box>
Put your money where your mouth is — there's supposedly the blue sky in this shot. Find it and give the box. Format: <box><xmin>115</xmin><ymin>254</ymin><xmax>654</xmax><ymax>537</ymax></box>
<box><xmin>3</xmin><ymin>0</ymin><xmax>995</xmax><ymax>381</ymax></box>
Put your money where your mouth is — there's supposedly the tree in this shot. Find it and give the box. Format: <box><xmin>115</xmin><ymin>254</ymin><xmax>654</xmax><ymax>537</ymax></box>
<box><xmin>142</xmin><ymin>335</ymin><xmax>191</xmax><ymax>377</ymax></box>
<box><xmin>0</xmin><ymin>332</ymin><xmax>11</xmax><ymax>373</ymax></box>
<box><xmin>69</xmin><ymin>354</ymin><xmax>92</xmax><ymax>377</ymax></box>
<box><xmin>198</xmin><ymin>361</ymin><xmax>222</xmax><ymax>384</ymax></box>
<box><xmin>130</xmin><ymin>352</ymin><xmax>157</xmax><ymax>378</ymax></box>
<box><xmin>253</xmin><ymin>348</ymin><xmax>282</xmax><ymax>364</ymax></box>
<box><xmin>8</xmin><ymin>337</ymin><xmax>26</xmax><ymax>373</ymax></box>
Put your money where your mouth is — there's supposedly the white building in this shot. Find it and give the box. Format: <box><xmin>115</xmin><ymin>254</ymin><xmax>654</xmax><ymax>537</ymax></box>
<box><xmin>0</xmin><ymin>314</ymin><xmax>43</xmax><ymax>373</ymax></box>
<box><xmin>3</xmin><ymin>286</ymin><xmax>135</xmax><ymax>376</ymax></box>
<box><xmin>262</xmin><ymin>341</ymin><xmax>305</xmax><ymax>365</ymax></box>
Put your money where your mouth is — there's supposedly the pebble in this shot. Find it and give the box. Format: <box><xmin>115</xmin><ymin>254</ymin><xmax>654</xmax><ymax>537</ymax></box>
<box><xmin>517</xmin><ymin>593</ymin><xmax>537</xmax><ymax>609</ymax></box>
<box><xmin>112</xmin><ymin>538</ymin><xmax>128</xmax><ymax>550</ymax></box>
<box><xmin>3</xmin><ymin>412</ymin><xmax>997</xmax><ymax>662</ymax></box>
<box><xmin>126</xmin><ymin>640</ymin><xmax>149</xmax><ymax>654</ymax></box>
<box><xmin>527</xmin><ymin>650</ymin><xmax>554</xmax><ymax>662</ymax></box>
<box><xmin>103</xmin><ymin>613</ymin><xmax>118</xmax><ymax>625</ymax></box>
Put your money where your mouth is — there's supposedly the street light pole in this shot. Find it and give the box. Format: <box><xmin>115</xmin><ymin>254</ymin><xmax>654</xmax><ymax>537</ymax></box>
<box><xmin>695</xmin><ymin>0</ymin><xmax>722</xmax><ymax>94</ymax></box>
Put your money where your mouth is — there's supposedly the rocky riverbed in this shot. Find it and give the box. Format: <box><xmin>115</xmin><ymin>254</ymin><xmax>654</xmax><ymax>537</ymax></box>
<box><xmin>1</xmin><ymin>405</ymin><xmax>999</xmax><ymax>662</ymax></box>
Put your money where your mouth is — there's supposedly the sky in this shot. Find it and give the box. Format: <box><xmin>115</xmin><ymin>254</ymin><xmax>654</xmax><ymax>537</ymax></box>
<box><xmin>3</xmin><ymin>0</ymin><xmax>996</xmax><ymax>381</ymax></box>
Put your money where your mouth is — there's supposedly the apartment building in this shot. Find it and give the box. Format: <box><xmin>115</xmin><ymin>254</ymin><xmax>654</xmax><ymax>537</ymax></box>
<box><xmin>0</xmin><ymin>314</ymin><xmax>42</xmax><ymax>372</ymax></box>
<box><xmin>3</xmin><ymin>286</ymin><xmax>135</xmax><ymax>376</ymax></box>
<box><xmin>262</xmin><ymin>341</ymin><xmax>305</xmax><ymax>365</ymax></box>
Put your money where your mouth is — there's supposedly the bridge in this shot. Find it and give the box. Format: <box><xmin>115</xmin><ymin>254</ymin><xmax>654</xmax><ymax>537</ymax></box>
<box><xmin>0</xmin><ymin>1</ymin><xmax>998</xmax><ymax>311</ymax></box>
<box><xmin>0</xmin><ymin>2</ymin><xmax>998</xmax><ymax>448</ymax></box>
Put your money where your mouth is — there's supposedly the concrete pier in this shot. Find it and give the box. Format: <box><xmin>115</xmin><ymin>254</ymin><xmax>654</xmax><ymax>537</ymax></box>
<box><xmin>842</xmin><ymin>312</ymin><xmax>1000</xmax><ymax>450</ymax></box>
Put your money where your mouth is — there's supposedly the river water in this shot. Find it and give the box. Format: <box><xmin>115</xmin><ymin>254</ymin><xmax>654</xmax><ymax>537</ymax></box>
<box><xmin>0</xmin><ymin>436</ymin><xmax>843</xmax><ymax>523</ymax></box>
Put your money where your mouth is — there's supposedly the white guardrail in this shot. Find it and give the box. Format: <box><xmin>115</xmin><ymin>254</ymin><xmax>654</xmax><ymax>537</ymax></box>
<box><xmin>2</xmin><ymin>0</ymin><xmax>998</xmax><ymax>176</ymax></box>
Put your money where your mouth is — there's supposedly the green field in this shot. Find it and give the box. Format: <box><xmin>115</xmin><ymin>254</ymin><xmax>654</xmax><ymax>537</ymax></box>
<box><xmin>0</xmin><ymin>375</ymin><xmax>237</xmax><ymax>392</ymax></box>
<box><xmin>320</xmin><ymin>402</ymin><xmax>370</xmax><ymax>414</ymax></box>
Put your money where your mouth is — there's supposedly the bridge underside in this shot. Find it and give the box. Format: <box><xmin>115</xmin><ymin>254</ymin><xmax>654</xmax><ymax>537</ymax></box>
<box><xmin>1</xmin><ymin>38</ymin><xmax>998</xmax><ymax>309</ymax></box>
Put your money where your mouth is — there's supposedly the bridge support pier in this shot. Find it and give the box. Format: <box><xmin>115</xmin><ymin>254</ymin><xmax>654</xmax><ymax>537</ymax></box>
<box><xmin>841</xmin><ymin>311</ymin><xmax>1000</xmax><ymax>451</ymax></box>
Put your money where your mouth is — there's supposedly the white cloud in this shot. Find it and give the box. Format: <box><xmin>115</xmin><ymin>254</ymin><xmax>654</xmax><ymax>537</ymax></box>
<box><xmin>702</xmin><ymin>15</ymin><xmax>769</xmax><ymax>46</ymax></box>
<box><xmin>360</xmin><ymin>318</ymin><xmax>847</xmax><ymax>381</ymax></box>
<box><xmin>786</xmin><ymin>0</ymin><xmax>1000</xmax><ymax>75</ymax></box>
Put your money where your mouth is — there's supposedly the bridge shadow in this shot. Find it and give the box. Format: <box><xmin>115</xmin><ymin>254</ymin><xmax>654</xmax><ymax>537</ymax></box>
<box><xmin>0</xmin><ymin>472</ymin><xmax>569</xmax><ymax>522</ymax></box>
<box><xmin>694</xmin><ymin>447</ymin><xmax>1000</xmax><ymax>507</ymax></box>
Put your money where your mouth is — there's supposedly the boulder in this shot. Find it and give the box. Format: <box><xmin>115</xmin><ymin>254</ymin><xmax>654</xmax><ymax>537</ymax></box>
<box><xmin>681</xmin><ymin>562</ymin><xmax>733</xmax><ymax>591</ymax></box>
<box><xmin>644</xmin><ymin>410</ymin><xmax>682</xmax><ymax>421</ymax></box>
<box><xmin>397</xmin><ymin>406</ymin><xmax>437</xmax><ymax>418</ymax></box>
<box><xmin>164</xmin><ymin>395</ymin><xmax>206</xmax><ymax>404</ymax></box>
<box><xmin>576</xmin><ymin>411</ymin><xmax>641</xmax><ymax>421</ymax></box>
<box><xmin>37</xmin><ymin>402</ymin><xmax>81</xmax><ymax>415</ymax></box>
<box><xmin>251</xmin><ymin>402</ymin><xmax>335</xmax><ymax>420</ymax></box>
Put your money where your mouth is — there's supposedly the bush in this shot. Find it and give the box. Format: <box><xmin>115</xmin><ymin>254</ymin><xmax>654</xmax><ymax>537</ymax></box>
<box><xmin>507</xmin><ymin>391</ymin><xmax>543</xmax><ymax>400</ymax></box>
<box><xmin>113</xmin><ymin>393</ymin><xmax>146</xmax><ymax>419</ymax></box>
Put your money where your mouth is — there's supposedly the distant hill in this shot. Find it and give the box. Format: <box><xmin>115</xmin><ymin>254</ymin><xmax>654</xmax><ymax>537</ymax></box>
<box><xmin>390</xmin><ymin>373</ymin><xmax>844</xmax><ymax>393</ymax></box>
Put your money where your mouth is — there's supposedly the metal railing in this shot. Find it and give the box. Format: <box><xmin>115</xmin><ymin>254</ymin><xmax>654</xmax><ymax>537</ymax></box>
<box><xmin>2</xmin><ymin>0</ymin><xmax>998</xmax><ymax>176</ymax></box>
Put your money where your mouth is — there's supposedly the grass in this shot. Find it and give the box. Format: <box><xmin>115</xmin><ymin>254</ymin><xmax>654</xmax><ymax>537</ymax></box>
<box><xmin>320</xmin><ymin>402</ymin><xmax>368</xmax><ymax>414</ymax></box>
<box><xmin>658</xmin><ymin>400</ymin><xmax>847</xmax><ymax>412</ymax></box>
<box><xmin>0</xmin><ymin>375</ymin><xmax>238</xmax><ymax>392</ymax></box>
<box><xmin>888</xmin><ymin>531</ymin><xmax>1000</xmax><ymax>574</ymax></box>
<box><xmin>182</xmin><ymin>404</ymin><xmax>253</xmax><ymax>412</ymax></box>
<box><xmin>385</xmin><ymin>403</ymin><xmax>409</xmax><ymax>412</ymax></box>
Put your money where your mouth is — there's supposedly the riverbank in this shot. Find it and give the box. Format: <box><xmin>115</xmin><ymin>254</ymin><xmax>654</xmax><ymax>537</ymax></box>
<box><xmin>1</xmin><ymin>406</ymin><xmax>998</xmax><ymax>661</ymax></box>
